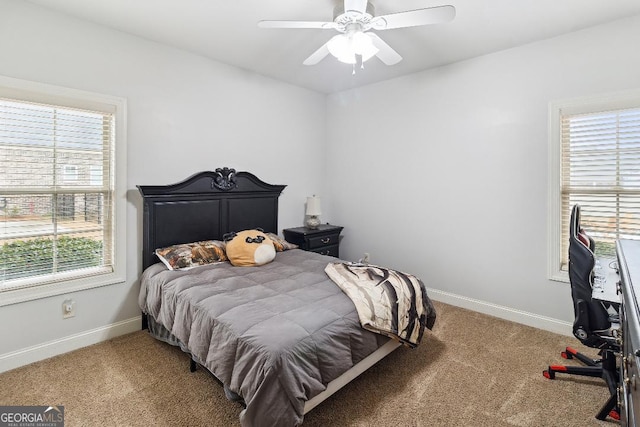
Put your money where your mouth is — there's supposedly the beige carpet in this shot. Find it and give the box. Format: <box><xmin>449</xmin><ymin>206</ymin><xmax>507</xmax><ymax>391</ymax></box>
<box><xmin>0</xmin><ymin>301</ymin><xmax>617</xmax><ymax>426</ymax></box>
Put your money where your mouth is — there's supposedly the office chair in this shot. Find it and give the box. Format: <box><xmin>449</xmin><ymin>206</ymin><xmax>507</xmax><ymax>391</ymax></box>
<box><xmin>542</xmin><ymin>204</ymin><xmax>620</xmax><ymax>421</ymax></box>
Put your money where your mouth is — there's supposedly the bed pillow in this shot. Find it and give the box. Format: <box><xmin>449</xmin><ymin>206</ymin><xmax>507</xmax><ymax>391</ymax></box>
<box><xmin>225</xmin><ymin>229</ymin><xmax>276</xmax><ymax>267</ymax></box>
<box><xmin>266</xmin><ymin>233</ymin><xmax>298</xmax><ymax>252</ymax></box>
<box><xmin>155</xmin><ymin>240</ymin><xmax>227</xmax><ymax>270</ymax></box>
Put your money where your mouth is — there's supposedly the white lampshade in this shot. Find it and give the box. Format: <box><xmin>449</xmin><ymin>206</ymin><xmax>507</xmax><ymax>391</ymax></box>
<box><xmin>351</xmin><ymin>32</ymin><xmax>378</xmax><ymax>61</ymax></box>
<box><xmin>327</xmin><ymin>32</ymin><xmax>378</xmax><ymax>64</ymax></box>
<box><xmin>306</xmin><ymin>196</ymin><xmax>321</xmax><ymax>216</ymax></box>
<box><xmin>327</xmin><ymin>35</ymin><xmax>355</xmax><ymax>64</ymax></box>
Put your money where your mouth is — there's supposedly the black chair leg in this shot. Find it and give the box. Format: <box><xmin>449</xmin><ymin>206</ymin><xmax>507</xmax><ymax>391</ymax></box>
<box><xmin>543</xmin><ymin>348</ymin><xmax>620</xmax><ymax>421</ymax></box>
<box><xmin>543</xmin><ymin>364</ymin><xmax>602</xmax><ymax>379</ymax></box>
<box><xmin>596</xmin><ymin>393</ymin><xmax>619</xmax><ymax>421</ymax></box>
<box><xmin>597</xmin><ymin>352</ymin><xmax>620</xmax><ymax>421</ymax></box>
<box><xmin>562</xmin><ymin>346</ymin><xmax>599</xmax><ymax>366</ymax></box>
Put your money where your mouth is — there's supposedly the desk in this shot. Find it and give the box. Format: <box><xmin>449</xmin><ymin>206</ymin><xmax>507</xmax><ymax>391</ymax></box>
<box><xmin>616</xmin><ymin>239</ymin><xmax>640</xmax><ymax>426</ymax></box>
<box><xmin>592</xmin><ymin>258</ymin><xmax>621</xmax><ymax>304</ymax></box>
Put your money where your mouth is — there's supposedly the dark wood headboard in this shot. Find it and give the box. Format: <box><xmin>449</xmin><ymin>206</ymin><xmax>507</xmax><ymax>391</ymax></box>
<box><xmin>137</xmin><ymin>167</ymin><xmax>286</xmax><ymax>270</ymax></box>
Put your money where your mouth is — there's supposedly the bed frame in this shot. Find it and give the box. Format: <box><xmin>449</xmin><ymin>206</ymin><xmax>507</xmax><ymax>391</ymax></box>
<box><xmin>137</xmin><ymin>167</ymin><xmax>400</xmax><ymax>416</ymax></box>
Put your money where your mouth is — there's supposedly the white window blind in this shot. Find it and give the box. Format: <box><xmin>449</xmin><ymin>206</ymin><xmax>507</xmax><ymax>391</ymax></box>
<box><xmin>0</xmin><ymin>97</ymin><xmax>115</xmax><ymax>292</ymax></box>
<box><xmin>560</xmin><ymin>107</ymin><xmax>640</xmax><ymax>269</ymax></box>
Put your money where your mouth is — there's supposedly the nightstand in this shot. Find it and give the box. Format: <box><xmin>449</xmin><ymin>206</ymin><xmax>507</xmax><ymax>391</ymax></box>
<box><xmin>283</xmin><ymin>224</ymin><xmax>343</xmax><ymax>258</ymax></box>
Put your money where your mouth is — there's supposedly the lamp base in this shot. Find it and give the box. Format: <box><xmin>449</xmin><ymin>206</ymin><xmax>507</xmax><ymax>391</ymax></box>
<box><xmin>306</xmin><ymin>215</ymin><xmax>320</xmax><ymax>230</ymax></box>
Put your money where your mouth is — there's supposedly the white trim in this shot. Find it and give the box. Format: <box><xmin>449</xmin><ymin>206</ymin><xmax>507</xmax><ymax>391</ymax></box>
<box><xmin>547</xmin><ymin>96</ymin><xmax>565</xmax><ymax>283</ymax></box>
<box><xmin>0</xmin><ymin>272</ymin><xmax>125</xmax><ymax>307</ymax></box>
<box><xmin>0</xmin><ymin>316</ymin><xmax>141</xmax><ymax>373</ymax></box>
<box><xmin>0</xmin><ymin>75</ymin><xmax>122</xmax><ymax>113</ymax></box>
<box><xmin>427</xmin><ymin>287</ymin><xmax>573</xmax><ymax>337</ymax></box>
<box><xmin>547</xmin><ymin>88</ymin><xmax>640</xmax><ymax>283</ymax></box>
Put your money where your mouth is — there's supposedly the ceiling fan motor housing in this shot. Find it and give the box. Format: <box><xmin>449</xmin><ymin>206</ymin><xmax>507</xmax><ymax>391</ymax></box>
<box><xmin>333</xmin><ymin>2</ymin><xmax>375</xmax><ymax>28</ymax></box>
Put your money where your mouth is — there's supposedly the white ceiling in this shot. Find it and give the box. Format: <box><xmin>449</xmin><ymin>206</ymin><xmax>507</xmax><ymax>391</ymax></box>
<box><xmin>25</xmin><ymin>0</ymin><xmax>640</xmax><ymax>94</ymax></box>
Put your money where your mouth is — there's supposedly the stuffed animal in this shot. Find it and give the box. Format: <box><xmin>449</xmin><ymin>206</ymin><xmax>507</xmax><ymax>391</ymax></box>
<box><xmin>224</xmin><ymin>229</ymin><xmax>276</xmax><ymax>267</ymax></box>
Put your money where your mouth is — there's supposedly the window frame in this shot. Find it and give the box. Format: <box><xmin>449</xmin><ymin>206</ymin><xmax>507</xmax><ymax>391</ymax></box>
<box><xmin>0</xmin><ymin>75</ymin><xmax>127</xmax><ymax>306</ymax></box>
<box><xmin>548</xmin><ymin>89</ymin><xmax>640</xmax><ymax>282</ymax></box>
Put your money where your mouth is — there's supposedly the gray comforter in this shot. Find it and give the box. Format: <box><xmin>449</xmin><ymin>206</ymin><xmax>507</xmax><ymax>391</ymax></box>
<box><xmin>138</xmin><ymin>249</ymin><xmax>433</xmax><ymax>426</ymax></box>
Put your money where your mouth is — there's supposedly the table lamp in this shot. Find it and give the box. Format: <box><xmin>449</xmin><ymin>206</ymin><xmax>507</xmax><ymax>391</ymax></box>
<box><xmin>305</xmin><ymin>196</ymin><xmax>321</xmax><ymax>229</ymax></box>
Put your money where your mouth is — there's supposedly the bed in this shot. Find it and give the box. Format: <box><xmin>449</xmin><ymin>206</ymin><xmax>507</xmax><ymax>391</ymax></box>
<box><xmin>137</xmin><ymin>168</ymin><xmax>436</xmax><ymax>426</ymax></box>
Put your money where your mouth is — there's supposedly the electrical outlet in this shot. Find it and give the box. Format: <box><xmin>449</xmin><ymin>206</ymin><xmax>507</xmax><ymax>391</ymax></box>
<box><xmin>62</xmin><ymin>299</ymin><xmax>76</xmax><ymax>319</ymax></box>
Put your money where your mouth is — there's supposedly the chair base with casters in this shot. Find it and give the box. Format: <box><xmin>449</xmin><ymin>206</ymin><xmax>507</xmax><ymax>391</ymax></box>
<box><xmin>543</xmin><ymin>346</ymin><xmax>620</xmax><ymax>421</ymax></box>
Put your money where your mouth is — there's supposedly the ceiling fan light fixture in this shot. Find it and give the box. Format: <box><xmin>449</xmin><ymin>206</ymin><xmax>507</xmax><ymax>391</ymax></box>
<box><xmin>327</xmin><ymin>34</ymin><xmax>348</xmax><ymax>58</ymax></box>
<box><xmin>352</xmin><ymin>31</ymin><xmax>378</xmax><ymax>61</ymax></box>
<box><xmin>327</xmin><ymin>32</ymin><xmax>378</xmax><ymax>64</ymax></box>
<box><xmin>337</xmin><ymin>53</ymin><xmax>357</xmax><ymax>64</ymax></box>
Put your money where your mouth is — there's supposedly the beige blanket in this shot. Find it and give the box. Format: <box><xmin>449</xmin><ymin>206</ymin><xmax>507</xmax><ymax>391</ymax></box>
<box><xmin>324</xmin><ymin>263</ymin><xmax>436</xmax><ymax>347</ymax></box>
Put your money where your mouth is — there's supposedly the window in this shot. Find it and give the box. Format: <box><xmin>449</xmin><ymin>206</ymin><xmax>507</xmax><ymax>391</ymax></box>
<box><xmin>62</xmin><ymin>165</ymin><xmax>79</xmax><ymax>183</ymax></box>
<box><xmin>0</xmin><ymin>76</ymin><xmax>126</xmax><ymax>305</ymax></box>
<box><xmin>89</xmin><ymin>165</ymin><xmax>103</xmax><ymax>186</ymax></box>
<box><xmin>548</xmin><ymin>90</ymin><xmax>640</xmax><ymax>281</ymax></box>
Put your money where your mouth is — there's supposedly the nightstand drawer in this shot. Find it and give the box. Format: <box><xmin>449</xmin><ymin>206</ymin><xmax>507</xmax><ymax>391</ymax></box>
<box><xmin>310</xmin><ymin>244</ymin><xmax>339</xmax><ymax>257</ymax></box>
<box><xmin>308</xmin><ymin>233</ymin><xmax>339</xmax><ymax>249</ymax></box>
<box><xmin>282</xmin><ymin>224</ymin><xmax>343</xmax><ymax>259</ymax></box>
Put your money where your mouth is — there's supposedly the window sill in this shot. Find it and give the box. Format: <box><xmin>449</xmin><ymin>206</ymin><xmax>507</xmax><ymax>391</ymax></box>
<box><xmin>549</xmin><ymin>256</ymin><xmax>617</xmax><ymax>285</ymax></box>
<box><xmin>549</xmin><ymin>270</ymin><xmax>569</xmax><ymax>284</ymax></box>
<box><xmin>0</xmin><ymin>271</ymin><xmax>125</xmax><ymax>307</ymax></box>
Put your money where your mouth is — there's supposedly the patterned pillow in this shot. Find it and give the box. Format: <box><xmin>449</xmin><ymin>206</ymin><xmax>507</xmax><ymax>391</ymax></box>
<box><xmin>155</xmin><ymin>240</ymin><xmax>227</xmax><ymax>270</ymax></box>
<box><xmin>266</xmin><ymin>233</ymin><xmax>298</xmax><ymax>252</ymax></box>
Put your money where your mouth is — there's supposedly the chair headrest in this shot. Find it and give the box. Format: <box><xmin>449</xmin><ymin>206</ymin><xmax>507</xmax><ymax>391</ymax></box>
<box><xmin>570</xmin><ymin>204</ymin><xmax>592</xmax><ymax>250</ymax></box>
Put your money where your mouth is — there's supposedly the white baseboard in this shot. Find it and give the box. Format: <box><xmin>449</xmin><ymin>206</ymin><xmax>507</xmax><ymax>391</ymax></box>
<box><xmin>427</xmin><ymin>288</ymin><xmax>573</xmax><ymax>337</ymax></box>
<box><xmin>0</xmin><ymin>316</ymin><xmax>141</xmax><ymax>374</ymax></box>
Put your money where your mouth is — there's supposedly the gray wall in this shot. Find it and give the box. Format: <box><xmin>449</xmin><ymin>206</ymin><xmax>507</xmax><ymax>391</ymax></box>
<box><xmin>325</xmin><ymin>14</ymin><xmax>640</xmax><ymax>331</ymax></box>
<box><xmin>0</xmin><ymin>0</ymin><xmax>326</xmax><ymax>369</ymax></box>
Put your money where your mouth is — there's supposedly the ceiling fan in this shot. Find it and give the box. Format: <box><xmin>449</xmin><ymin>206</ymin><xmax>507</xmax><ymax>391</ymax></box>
<box><xmin>258</xmin><ymin>0</ymin><xmax>455</xmax><ymax>67</ymax></box>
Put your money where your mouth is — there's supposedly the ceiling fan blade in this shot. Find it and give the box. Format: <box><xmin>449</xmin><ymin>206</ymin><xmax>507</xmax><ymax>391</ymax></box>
<box><xmin>371</xmin><ymin>5</ymin><xmax>455</xmax><ymax>30</ymax></box>
<box><xmin>303</xmin><ymin>42</ymin><xmax>331</xmax><ymax>65</ymax></box>
<box><xmin>258</xmin><ymin>20</ymin><xmax>337</xmax><ymax>30</ymax></box>
<box><xmin>367</xmin><ymin>33</ymin><xmax>402</xmax><ymax>65</ymax></box>
<box><xmin>344</xmin><ymin>0</ymin><xmax>368</xmax><ymax>15</ymax></box>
